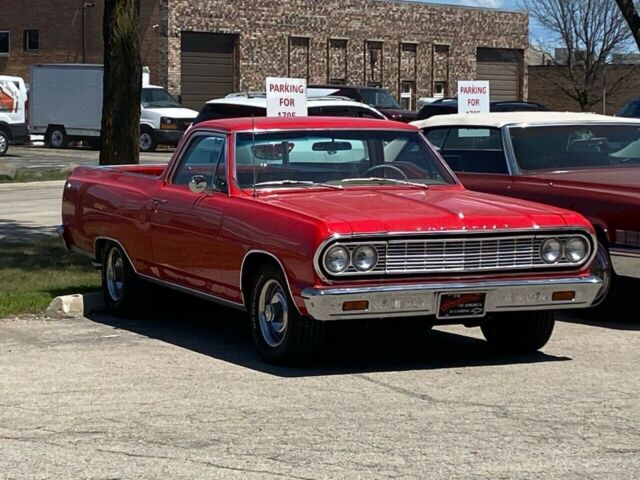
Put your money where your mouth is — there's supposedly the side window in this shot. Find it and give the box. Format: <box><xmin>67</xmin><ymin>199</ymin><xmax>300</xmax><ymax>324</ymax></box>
<box><xmin>354</xmin><ymin>107</ymin><xmax>385</xmax><ymax>119</ymax></box>
<box><xmin>315</xmin><ymin>106</ymin><xmax>353</xmax><ymax>117</ymax></box>
<box><xmin>423</xmin><ymin>128</ymin><xmax>449</xmax><ymax>149</ymax></box>
<box><xmin>194</xmin><ymin>104</ymin><xmax>264</xmax><ymax>124</ymax></box>
<box><xmin>438</xmin><ymin>127</ymin><xmax>508</xmax><ymax>174</ymax></box>
<box><xmin>173</xmin><ymin>135</ymin><xmax>227</xmax><ymax>189</ymax></box>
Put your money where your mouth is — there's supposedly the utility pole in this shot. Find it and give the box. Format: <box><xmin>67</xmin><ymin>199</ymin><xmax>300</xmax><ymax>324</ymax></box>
<box><xmin>81</xmin><ymin>1</ymin><xmax>96</xmax><ymax>63</ymax></box>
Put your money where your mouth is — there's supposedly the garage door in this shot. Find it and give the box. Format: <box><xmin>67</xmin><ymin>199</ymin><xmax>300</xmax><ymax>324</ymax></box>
<box><xmin>181</xmin><ymin>32</ymin><xmax>236</xmax><ymax>110</ymax></box>
<box><xmin>476</xmin><ymin>48</ymin><xmax>522</xmax><ymax>101</ymax></box>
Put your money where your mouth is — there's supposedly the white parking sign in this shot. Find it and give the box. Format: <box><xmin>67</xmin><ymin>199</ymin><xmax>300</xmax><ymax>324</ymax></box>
<box><xmin>458</xmin><ymin>81</ymin><xmax>490</xmax><ymax>114</ymax></box>
<box><xmin>266</xmin><ymin>77</ymin><xmax>307</xmax><ymax>117</ymax></box>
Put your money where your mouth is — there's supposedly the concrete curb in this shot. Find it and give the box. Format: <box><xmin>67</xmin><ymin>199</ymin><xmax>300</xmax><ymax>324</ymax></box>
<box><xmin>44</xmin><ymin>292</ymin><xmax>105</xmax><ymax>319</ymax></box>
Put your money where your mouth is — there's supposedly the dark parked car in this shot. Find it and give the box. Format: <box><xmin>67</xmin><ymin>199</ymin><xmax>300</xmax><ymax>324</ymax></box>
<box><xmin>616</xmin><ymin>98</ymin><xmax>640</xmax><ymax>118</ymax></box>
<box><xmin>308</xmin><ymin>85</ymin><xmax>417</xmax><ymax>122</ymax></box>
<box><xmin>416</xmin><ymin>99</ymin><xmax>548</xmax><ymax>120</ymax></box>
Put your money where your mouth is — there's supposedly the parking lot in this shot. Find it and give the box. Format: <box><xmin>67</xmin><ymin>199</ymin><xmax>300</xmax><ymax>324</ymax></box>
<box><xmin>1</xmin><ymin>305</ymin><xmax>639</xmax><ymax>479</ymax></box>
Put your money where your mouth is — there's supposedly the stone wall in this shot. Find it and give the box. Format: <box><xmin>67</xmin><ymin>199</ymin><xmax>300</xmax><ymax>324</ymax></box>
<box><xmin>167</xmin><ymin>0</ymin><xmax>529</xmax><ymax>100</ymax></box>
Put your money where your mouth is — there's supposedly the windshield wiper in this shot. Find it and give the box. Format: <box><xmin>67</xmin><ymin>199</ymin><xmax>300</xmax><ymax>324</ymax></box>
<box><xmin>253</xmin><ymin>180</ymin><xmax>343</xmax><ymax>190</ymax></box>
<box><xmin>340</xmin><ymin>177</ymin><xmax>429</xmax><ymax>189</ymax></box>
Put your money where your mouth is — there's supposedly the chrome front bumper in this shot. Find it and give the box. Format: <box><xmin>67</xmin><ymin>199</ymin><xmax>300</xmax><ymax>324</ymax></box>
<box><xmin>301</xmin><ymin>275</ymin><xmax>603</xmax><ymax>321</ymax></box>
<box><xmin>610</xmin><ymin>248</ymin><xmax>640</xmax><ymax>279</ymax></box>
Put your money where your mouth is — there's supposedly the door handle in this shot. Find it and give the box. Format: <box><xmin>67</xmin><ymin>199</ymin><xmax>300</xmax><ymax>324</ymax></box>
<box><xmin>151</xmin><ymin>198</ymin><xmax>168</xmax><ymax>205</ymax></box>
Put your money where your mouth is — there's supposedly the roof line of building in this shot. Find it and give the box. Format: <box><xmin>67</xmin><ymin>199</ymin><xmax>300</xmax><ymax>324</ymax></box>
<box><xmin>373</xmin><ymin>0</ymin><xmax>526</xmax><ymax>15</ymax></box>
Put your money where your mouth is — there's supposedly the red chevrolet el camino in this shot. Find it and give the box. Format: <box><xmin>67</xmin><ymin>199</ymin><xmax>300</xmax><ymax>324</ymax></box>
<box><xmin>60</xmin><ymin>117</ymin><xmax>605</xmax><ymax>363</ymax></box>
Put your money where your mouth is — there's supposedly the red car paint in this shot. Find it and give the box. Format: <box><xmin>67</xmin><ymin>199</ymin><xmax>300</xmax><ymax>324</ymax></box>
<box><xmin>61</xmin><ymin>117</ymin><xmax>596</xmax><ymax>314</ymax></box>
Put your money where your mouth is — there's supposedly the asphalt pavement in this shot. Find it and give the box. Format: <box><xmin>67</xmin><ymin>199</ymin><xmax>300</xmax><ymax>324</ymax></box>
<box><xmin>1</xmin><ymin>307</ymin><xmax>639</xmax><ymax>479</ymax></box>
<box><xmin>2</xmin><ymin>144</ymin><xmax>172</xmax><ymax>170</ymax></box>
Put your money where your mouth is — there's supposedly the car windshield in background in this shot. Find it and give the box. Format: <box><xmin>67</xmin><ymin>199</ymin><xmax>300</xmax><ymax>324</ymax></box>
<box><xmin>141</xmin><ymin>88</ymin><xmax>182</xmax><ymax>108</ymax></box>
<box><xmin>509</xmin><ymin>124</ymin><xmax>640</xmax><ymax>171</ymax></box>
<box><xmin>360</xmin><ymin>89</ymin><xmax>401</xmax><ymax>109</ymax></box>
<box><xmin>234</xmin><ymin>129</ymin><xmax>455</xmax><ymax>189</ymax></box>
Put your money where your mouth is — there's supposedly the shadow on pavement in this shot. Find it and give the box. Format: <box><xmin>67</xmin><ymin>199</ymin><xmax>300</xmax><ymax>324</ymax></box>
<box><xmin>87</xmin><ymin>288</ymin><xmax>571</xmax><ymax>377</ymax></box>
<box><xmin>0</xmin><ymin>219</ymin><xmax>57</xmax><ymax>241</ymax></box>
<box><xmin>559</xmin><ymin>277</ymin><xmax>640</xmax><ymax>330</ymax></box>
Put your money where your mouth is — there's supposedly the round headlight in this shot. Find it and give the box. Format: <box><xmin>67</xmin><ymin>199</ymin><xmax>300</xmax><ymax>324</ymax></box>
<box><xmin>565</xmin><ymin>236</ymin><xmax>588</xmax><ymax>263</ymax></box>
<box><xmin>324</xmin><ymin>245</ymin><xmax>350</xmax><ymax>273</ymax></box>
<box><xmin>353</xmin><ymin>245</ymin><xmax>378</xmax><ymax>272</ymax></box>
<box><xmin>541</xmin><ymin>238</ymin><xmax>562</xmax><ymax>264</ymax></box>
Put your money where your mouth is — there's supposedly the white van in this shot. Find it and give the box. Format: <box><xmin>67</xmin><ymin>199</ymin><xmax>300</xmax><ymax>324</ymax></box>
<box><xmin>0</xmin><ymin>75</ymin><xmax>29</xmax><ymax>156</ymax></box>
<box><xmin>29</xmin><ymin>64</ymin><xmax>198</xmax><ymax>152</ymax></box>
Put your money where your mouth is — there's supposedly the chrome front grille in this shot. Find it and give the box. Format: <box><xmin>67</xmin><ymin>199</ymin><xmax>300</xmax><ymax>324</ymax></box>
<box><xmin>321</xmin><ymin>233</ymin><xmax>592</xmax><ymax>277</ymax></box>
<box><xmin>384</xmin><ymin>237</ymin><xmax>546</xmax><ymax>273</ymax></box>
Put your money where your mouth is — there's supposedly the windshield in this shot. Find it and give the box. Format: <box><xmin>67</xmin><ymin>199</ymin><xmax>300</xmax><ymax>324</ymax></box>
<box><xmin>141</xmin><ymin>88</ymin><xmax>182</xmax><ymax>108</ymax></box>
<box><xmin>509</xmin><ymin>124</ymin><xmax>640</xmax><ymax>170</ymax></box>
<box><xmin>234</xmin><ymin>129</ymin><xmax>456</xmax><ymax>189</ymax></box>
<box><xmin>360</xmin><ymin>89</ymin><xmax>401</xmax><ymax>109</ymax></box>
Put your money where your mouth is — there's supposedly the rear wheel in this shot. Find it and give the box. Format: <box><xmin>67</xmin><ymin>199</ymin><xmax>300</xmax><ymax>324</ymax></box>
<box><xmin>249</xmin><ymin>264</ymin><xmax>324</xmax><ymax>364</ymax></box>
<box><xmin>46</xmin><ymin>126</ymin><xmax>68</xmax><ymax>149</ymax></box>
<box><xmin>481</xmin><ymin>311</ymin><xmax>555</xmax><ymax>353</ymax></box>
<box><xmin>0</xmin><ymin>130</ymin><xmax>8</xmax><ymax>156</ymax></box>
<box><xmin>101</xmin><ymin>243</ymin><xmax>144</xmax><ymax>316</ymax></box>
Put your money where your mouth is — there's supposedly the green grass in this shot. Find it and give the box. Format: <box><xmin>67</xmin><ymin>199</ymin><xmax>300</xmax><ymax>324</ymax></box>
<box><xmin>0</xmin><ymin>169</ymin><xmax>71</xmax><ymax>183</ymax></box>
<box><xmin>0</xmin><ymin>238</ymin><xmax>100</xmax><ymax>317</ymax></box>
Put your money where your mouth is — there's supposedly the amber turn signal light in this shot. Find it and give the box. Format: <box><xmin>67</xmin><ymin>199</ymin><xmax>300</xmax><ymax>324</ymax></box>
<box><xmin>342</xmin><ymin>300</ymin><xmax>369</xmax><ymax>311</ymax></box>
<box><xmin>552</xmin><ymin>291</ymin><xmax>576</xmax><ymax>301</ymax></box>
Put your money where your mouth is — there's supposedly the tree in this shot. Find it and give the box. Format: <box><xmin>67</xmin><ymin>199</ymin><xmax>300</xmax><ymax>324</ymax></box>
<box><xmin>616</xmin><ymin>0</ymin><xmax>640</xmax><ymax>51</ymax></box>
<box><xmin>524</xmin><ymin>0</ymin><xmax>635</xmax><ymax>112</ymax></box>
<box><xmin>99</xmin><ymin>0</ymin><xmax>141</xmax><ymax>165</ymax></box>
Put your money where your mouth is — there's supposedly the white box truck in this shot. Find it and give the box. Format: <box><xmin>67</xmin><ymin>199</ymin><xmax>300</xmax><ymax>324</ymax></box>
<box><xmin>29</xmin><ymin>64</ymin><xmax>198</xmax><ymax>152</ymax></box>
<box><xmin>0</xmin><ymin>75</ymin><xmax>29</xmax><ymax>156</ymax></box>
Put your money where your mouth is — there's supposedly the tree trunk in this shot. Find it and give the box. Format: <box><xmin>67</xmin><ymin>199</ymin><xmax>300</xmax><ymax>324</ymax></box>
<box><xmin>616</xmin><ymin>0</ymin><xmax>640</xmax><ymax>51</ymax></box>
<box><xmin>99</xmin><ymin>0</ymin><xmax>141</xmax><ymax>165</ymax></box>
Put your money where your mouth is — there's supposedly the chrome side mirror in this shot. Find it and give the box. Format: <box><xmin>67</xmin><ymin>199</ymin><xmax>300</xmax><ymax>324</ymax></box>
<box><xmin>188</xmin><ymin>174</ymin><xmax>207</xmax><ymax>194</ymax></box>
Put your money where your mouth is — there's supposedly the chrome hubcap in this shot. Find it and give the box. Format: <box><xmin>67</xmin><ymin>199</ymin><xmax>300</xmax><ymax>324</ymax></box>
<box><xmin>51</xmin><ymin>130</ymin><xmax>64</xmax><ymax>147</ymax></box>
<box><xmin>106</xmin><ymin>248</ymin><xmax>125</xmax><ymax>302</ymax></box>
<box><xmin>258</xmin><ymin>279</ymin><xmax>288</xmax><ymax>348</ymax></box>
<box><xmin>591</xmin><ymin>245</ymin><xmax>612</xmax><ymax>306</ymax></box>
<box><xmin>0</xmin><ymin>135</ymin><xmax>7</xmax><ymax>152</ymax></box>
<box><xmin>140</xmin><ymin>133</ymin><xmax>152</xmax><ymax>150</ymax></box>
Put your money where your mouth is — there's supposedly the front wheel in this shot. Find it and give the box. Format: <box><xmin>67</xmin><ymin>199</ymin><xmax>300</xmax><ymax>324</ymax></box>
<box><xmin>0</xmin><ymin>130</ymin><xmax>8</xmax><ymax>156</ymax></box>
<box><xmin>101</xmin><ymin>243</ymin><xmax>144</xmax><ymax>316</ymax></box>
<box><xmin>139</xmin><ymin>128</ymin><xmax>157</xmax><ymax>152</ymax></box>
<box><xmin>481</xmin><ymin>311</ymin><xmax>555</xmax><ymax>353</ymax></box>
<box><xmin>249</xmin><ymin>264</ymin><xmax>324</xmax><ymax>364</ymax></box>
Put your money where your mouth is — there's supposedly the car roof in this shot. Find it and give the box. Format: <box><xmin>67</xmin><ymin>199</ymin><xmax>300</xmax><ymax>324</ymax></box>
<box><xmin>412</xmin><ymin>111</ymin><xmax>640</xmax><ymax>129</ymax></box>
<box><xmin>204</xmin><ymin>95</ymin><xmax>383</xmax><ymax>112</ymax></box>
<box><xmin>194</xmin><ymin>116</ymin><xmax>418</xmax><ymax>133</ymax></box>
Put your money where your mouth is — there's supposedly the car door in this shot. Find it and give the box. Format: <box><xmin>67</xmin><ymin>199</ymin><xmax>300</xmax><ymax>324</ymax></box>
<box><xmin>423</xmin><ymin>126</ymin><xmax>513</xmax><ymax>196</ymax></box>
<box><xmin>150</xmin><ymin>132</ymin><xmax>229</xmax><ymax>295</ymax></box>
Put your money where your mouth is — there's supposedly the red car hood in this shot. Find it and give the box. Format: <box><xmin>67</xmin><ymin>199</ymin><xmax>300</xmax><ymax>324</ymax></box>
<box><xmin>258</xmin><ymin>187</ymin><xmax>578</xmax><ymax>235</ymax></box>
<box><xmin>524</xmin><ymin>165</ymin><xmax>640</xmax><ymax>190</ymax></box>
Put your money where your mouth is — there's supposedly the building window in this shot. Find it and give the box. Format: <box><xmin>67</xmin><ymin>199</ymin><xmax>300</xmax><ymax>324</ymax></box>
<box><xmin>328</xmin><ymin>38</ymin><xmax>348</xmax><ymax>85</ymax></box>
<box><xmin>24</xmin><ymin>30</ymin><xmax>39</xmax><ymax>52</ymax></box>
<box><xmin>434</xmin><ymin>81</ymin><xmax>446</xmax><ymax>98</ymax></box>
<box><xmin>366</xmin><ymin>41</ymin><xmax>383</xmax><ymax>86</ymax></box>
<box><xmin>288</xmin><ymin>36</ymin><xmax>309</xmax><ymax>80</ymax></box>
<box><xmin>0</xmin><ymin>32</ymin><xmax>9</xmax><ymax>56</ymax></box>
<box><xmin>400</xmin><ymin>80</ymin><xmax>415</xmax><ymax>110</ymax></box>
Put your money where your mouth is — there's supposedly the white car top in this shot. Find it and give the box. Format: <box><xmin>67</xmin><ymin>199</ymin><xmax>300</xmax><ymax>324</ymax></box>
<box><xmin>203</xmin><ymin>94</ymin><xmax>387</xmax><ymax>118</ymax></box>
<box><xmin>411</xmin><ymin>111</ymin><xmax>640</xmax><ymax>130</ymax></box>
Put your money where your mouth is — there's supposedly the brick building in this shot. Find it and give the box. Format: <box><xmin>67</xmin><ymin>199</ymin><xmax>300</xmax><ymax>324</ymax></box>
<box><xmin>1</xmin><ymin>0</ymin><xmax>528</xmax><ymax>110</ymax></box>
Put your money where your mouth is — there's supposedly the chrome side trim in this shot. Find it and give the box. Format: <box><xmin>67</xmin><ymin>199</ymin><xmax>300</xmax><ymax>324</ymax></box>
<box><xmin>239</xmin><ymin>249</ymin><xmax>301</xmax><ymax>314</ymax></box>
<box><xmin>610</xmin><ymin>248</ymin><xmax>640</xmax><ymax>279</ymax></box>
<box><xmin>138</xmin><ymin>273</ymin><xmax>245</xmax><ymax>311</ymax></box>
<box><xmin>301</xmin><ymin>275</ymin><xmax>603</xmax><ymax>321</ymax></box>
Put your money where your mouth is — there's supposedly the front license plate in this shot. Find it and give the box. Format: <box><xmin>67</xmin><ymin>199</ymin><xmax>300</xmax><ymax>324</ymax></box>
<box><xmin>437</xmin><ymin>292</ymin><xmax>486</xmax><ymax>319</ymax></box>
